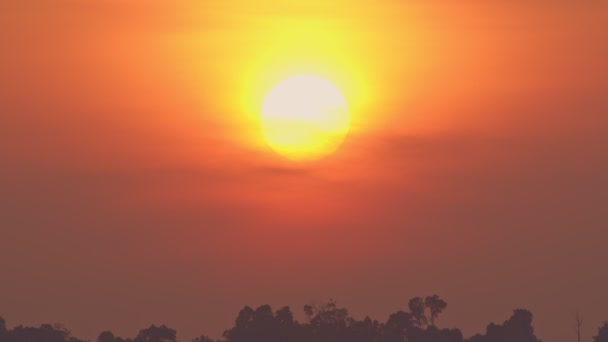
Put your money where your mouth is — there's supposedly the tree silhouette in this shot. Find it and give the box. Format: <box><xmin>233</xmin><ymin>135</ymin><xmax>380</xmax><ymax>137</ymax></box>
<box><xmin>425</xmin><ymin>295</ymin><xmax>448</xmax><ymax>326</ymax></box>
<box><xmin>0</xmin><ymin>318</ymin><xmax>6</xmax><ymax>341</ymax></box>
<box><xmin>385</xmin><ymin>310</ymin><xmax>414</xmax><ymax>342</ymax></box>
<box><xmin>466</xmin><ymin>309</ymin><xmax>540</xmax><ymax>342</ymax></box>
<box><xmin>0</xmin><ymin>297</ymin><xmax>576</xmax><ymax>342</ymax></box>
<box><xmin>575</xmin><ymin>313</ymin><xmax>583</xmax><ymax>342</ymax></box>
<box><xmin>594</xmin><ymin>322</ymin><xmax>608</xmax><ymax>342</ymax></box>
<box><xmin>406</xmin><ymin>325</ymin><xmax>463</xmax><ymax>342</ymax></box>
<box><xmin>346</xmin><ymin>316</ymin><xmax>380</xmax><ymax>342</ymax></box>
<box><xmin>275</xmin><ymin>307</ymin><xmax>294</xmax><ymax>327</ymax></box>
<box><xmin>223</xmin><ymin>304</ymin><xmax>302</xmax><ymax>342</ymax></box>
<box><xmin>0</xmin><ymin>322</ymin><xmax>84</xmax><ymax>342</ymax></box>
<box><xmin>98</xmin><ymin>330</ymin><xmax>133</xmax><ymax>342</ymax></box>
<box><xmin>192</xmin><ymin>335</ymin><xmax>215</xmax><ymax>342</ymax></box>
<box><xmin>305</xmin><ymin>299</ymin><xmax>349</xmax><ymax>328</ymax></box>
<box><xmin>133</xmin><ymin>325</ymin><xmax>177</xmax><ymax>342</ymax></box>
<box><xmin>408</xmin><ymin>297</ymin><xmax>428</xmax><ymax>327</ymax></box>
<box><xmin>304</xmin><ymin>300</ymin><xmax>350</xmax><ymax>342</ymax></box>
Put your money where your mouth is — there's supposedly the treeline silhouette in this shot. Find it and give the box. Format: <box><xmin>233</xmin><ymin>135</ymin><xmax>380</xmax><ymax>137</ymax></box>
<box><xmin>1</xmin><ymin>295</ymin><xmax>607</xmax><ymax>342</ymax></box>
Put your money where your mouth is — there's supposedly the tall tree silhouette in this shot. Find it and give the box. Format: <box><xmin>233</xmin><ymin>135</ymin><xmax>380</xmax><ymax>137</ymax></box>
<box><xmin>425</xmin><ymin>295</ymin><xmax>448</xmax><ymax>326</ymax></box>
<box><xmin>574</xmin><ymin>313</ymin><xmax>584</xmax><ymax>342</ymax></box>
<box><xmin>408</xmin><ymin>297</ymin><xmax>428</xmax><ymax>327</ymax></box>
<box><xmin>386</xmin><ymin>295</ymin><xmax>453</xmax><ymax>342</ymax></box>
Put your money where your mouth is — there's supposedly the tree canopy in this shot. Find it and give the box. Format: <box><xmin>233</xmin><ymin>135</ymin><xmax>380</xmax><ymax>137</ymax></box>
<box><xmin>0</xmin><ymin>295</ymin><xmax>603</xmax><ymax>342</ymax></box>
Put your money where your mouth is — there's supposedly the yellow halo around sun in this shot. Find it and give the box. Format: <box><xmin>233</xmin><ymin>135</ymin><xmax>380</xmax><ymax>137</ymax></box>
<box><xmin>260</xmin><ymin>75</ymin><xmax>350</xmax><ymax>161</ymax></box>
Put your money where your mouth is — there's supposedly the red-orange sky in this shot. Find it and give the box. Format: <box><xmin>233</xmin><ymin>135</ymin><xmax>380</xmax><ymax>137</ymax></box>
<box><xmin>1</xmin><ymin>1</ymin><xmax>607</xmax><ymax>342</ymax></box>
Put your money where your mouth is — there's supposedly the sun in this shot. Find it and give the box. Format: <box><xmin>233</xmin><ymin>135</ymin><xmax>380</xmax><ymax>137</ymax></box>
<box><xmin>260</xmin><ymin>75</ymin><xmax>350</xmax><ymax>161</ymax></box>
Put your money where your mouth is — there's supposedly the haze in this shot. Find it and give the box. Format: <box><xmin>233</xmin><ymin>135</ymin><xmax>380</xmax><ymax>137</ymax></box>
<box><xmin>0</xmin><ymin>1</ymin><xmax>607</xmax><ymax>342</ymax></box>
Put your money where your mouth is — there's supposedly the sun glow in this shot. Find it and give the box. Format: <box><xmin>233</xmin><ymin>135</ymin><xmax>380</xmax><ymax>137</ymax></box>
<box><xmin>260</xmin><ymin>75</ymin><xmax>350</xmax><ymax>161</ymax></box>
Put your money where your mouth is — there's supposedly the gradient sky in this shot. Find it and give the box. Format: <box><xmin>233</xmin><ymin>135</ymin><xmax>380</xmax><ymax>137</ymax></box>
<box><xmin>1</xmin><ymin>1</ymin><xmax>607</xmax><ymax>342</ymax></box>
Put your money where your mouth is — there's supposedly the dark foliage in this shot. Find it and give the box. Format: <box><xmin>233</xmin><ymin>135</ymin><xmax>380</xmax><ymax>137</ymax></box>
<box><xmin>0</xmin><ymin>322</ymin><xmax>84</xmax><ymax>342</ymax></box>
<box><xmin>0</xmin><ymin>295</ymin><xmax>604</xmax><ymax>342</ymax></box>
<box><xmin>594</xmin><ymin>322</ymin><xmax>608</xmax><ymax>342</ymax></box>
<box><xmin>98</xmin><ymin>331</ymin><xmax>132</xmax><ymax>342</ymax></box>
<box><xmin>466</xmin><ymin>309</ymin><xmax>541</xmax><ymax>342</ymax></box>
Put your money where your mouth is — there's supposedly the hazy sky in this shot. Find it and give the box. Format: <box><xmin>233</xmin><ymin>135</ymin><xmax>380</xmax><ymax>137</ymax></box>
<box><xmin>1</xmin><ymin>1</ymin><xmax>607</xmax><ymax>342</ymax></box>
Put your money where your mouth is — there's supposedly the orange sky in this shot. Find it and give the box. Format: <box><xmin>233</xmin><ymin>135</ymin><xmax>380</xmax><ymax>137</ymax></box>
<box><xmin>1</xmin><ymin>1</ymin><xmax>607</xmax><ymax>342</ymax></box>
